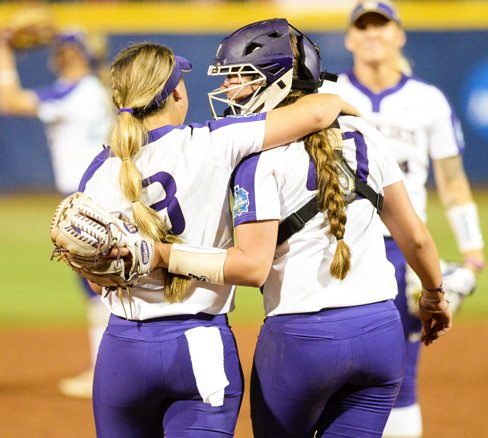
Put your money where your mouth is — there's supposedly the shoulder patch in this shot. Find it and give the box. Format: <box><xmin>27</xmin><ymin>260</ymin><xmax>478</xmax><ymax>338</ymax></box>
<box><xmin>233</xmin><ymin>185</ymin><xmax>250</xmax><ymax>217</ymax></box>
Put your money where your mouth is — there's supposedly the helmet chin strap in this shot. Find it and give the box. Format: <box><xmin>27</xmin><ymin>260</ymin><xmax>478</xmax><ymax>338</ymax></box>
<box><xmin>291</xmin><ymin>71</ymin><xmax>338</xmax><ymax>92</ymax></box>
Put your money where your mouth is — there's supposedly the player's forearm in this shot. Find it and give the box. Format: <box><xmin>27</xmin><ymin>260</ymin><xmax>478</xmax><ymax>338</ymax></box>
<box><xmin>263</xmin><ymin>94</ymin><xmax>359</xmax><ymax>150</ymax></box>
<box><xmin>433</xmin><ymin>156</ymin><xmax>473</xmax><ymax>207</ymax></box>
<box><xmin>223</xmin><ymin>246</ymin><xmax>271</xmax><ymax>287</ymax></box>
<box><xmin>433</xmin><ymin>156</ymin><xmax>485</xmax><ymax>258</ymax></box>
<box><xmin>155</xmin><ymin>243</ymin><xmax>270</xmax><ymax>287</ymax></box>
<box><xmin>0</xmin><ymin>34</ymin><xmax>38</xmax><ymax>115</ymax></box>
<box><xmin>0</xmin><ymin>35</ymin><xmax>21</xmax><ymax>109</ymax></box>
<box><xmin>397</xmin><ymin>222</ymin><xmax>443</xmax><ymax>291</ymax></box>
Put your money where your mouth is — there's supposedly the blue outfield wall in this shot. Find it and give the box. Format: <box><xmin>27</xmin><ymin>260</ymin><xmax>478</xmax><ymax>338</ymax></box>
<box><xmin>1</xmin><ymin>30</ymin><xmax>488</xmax><ymax>192</ymax></box>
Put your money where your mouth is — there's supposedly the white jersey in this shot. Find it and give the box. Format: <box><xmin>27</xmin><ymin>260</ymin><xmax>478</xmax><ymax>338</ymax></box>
<box><xmin>80</xmin><ymin>114</ymin><xmax>266</xmax><ymax>320</ymax></box>
<box><xmin>35</xmin><ymin>75</ymin><xmax>113</xmax><ymax>195</ymax></box>
<box><xmin>232</xmin><ymin>116</ymin><xmax>402</xmax><ymax>316</ymax></box>
<box><xmin>319</xmin><ymin>72</ymin><xmax>464</xmax><ymax>224</ymax></box>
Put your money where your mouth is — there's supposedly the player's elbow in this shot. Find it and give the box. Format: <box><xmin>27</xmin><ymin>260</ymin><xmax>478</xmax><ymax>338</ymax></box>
<box><xmin>238</xmin><ymin>264</ymin><xmax>270</xmax><ymax>288</ymax></box>
<box><xmin>311</xmin><ymin>94</ymin><xmax>341</xmax><ymax>130</ymax></box>
<box><xmin>408</xmin><ymin>228</ymin><xmax>433</xmax><ymax>254</ymax></box>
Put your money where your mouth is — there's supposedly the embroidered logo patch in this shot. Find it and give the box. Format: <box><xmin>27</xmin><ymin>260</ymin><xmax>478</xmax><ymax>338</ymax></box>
<box><xmin>233</xmin><ymin>185</ymin><xmax>250</xmax><ymax>217</ymax></box>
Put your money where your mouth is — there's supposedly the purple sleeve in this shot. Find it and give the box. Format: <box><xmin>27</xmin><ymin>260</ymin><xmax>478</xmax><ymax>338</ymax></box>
<box><xmin>231</xmin><ymin>153</ymin><xmax>261</xmax><ymax>226</ymax></box>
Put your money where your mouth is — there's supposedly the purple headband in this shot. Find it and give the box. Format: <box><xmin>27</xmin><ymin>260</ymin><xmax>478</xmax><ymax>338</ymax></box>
<box><xmin>149</xmin><ymin>55</ymin><xmax>192</xmax><ymax>109</ymax></box>
<box><xmin>350</xmin><ymin>1</ymin><xmax>401</xmax><ymax>25</ymax></box>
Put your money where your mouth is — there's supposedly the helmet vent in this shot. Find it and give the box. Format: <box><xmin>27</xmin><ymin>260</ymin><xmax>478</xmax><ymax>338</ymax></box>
<box><xmin>245</xmin><ymin>43</ymin><xmax>263</xmax><ymax>55</ymax></box>
<box><xmin>267</xmin><ymin>31</ymin><xmax>281</xmax><ymax>38</ymax></box>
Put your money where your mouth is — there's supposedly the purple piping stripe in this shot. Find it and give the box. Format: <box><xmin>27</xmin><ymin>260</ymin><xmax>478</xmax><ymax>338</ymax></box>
<box><xmin>306</xmin><ymin>157</ymin><xmax>318</xmax><ymax>191</ymax></box>
<box><xmin>147</xmin><ymin>125</ymin><xmax>184</xmax><ymax>143</ymax></box>
<box><xmin>147</xmin><ymin>113</ymin><xmax>267</xmax><ymax>143</ymax></box>
<box><xmin>451</xmin><ymin>110</ymin><xmax>466</xmax><ymax>154</ymax></box>
<box><xmin>346</xmin><ymin>71</ymin><xmax>409</xmax><ymax>112</ymax></box>
<box><xmin>78</xmin><ymin>147</ymin><xmax>112</xmax><ymax>192</ymax></box>
<box><xmin>232</xmin><ymin>153</ymin><xmax>260</xmax><ymax>226</ymax></box>
<box><xmin>342</xmin><ymin>130</ymin><xmax>370</xmax><ymax>184</ymax></box>
<box><xmin>35</xmin><ymin>81</ymin><xmax>80</xmax><ymax>102</ymax></box>
<box><xmin>202</xmin><ymin>113</ymin><xmax>266</xmax><ymax>133</ymax></box>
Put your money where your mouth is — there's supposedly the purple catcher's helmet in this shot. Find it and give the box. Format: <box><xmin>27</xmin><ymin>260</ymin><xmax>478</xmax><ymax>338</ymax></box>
<box><xmin>207</xmin><ymin>18</ymin><xmax>336</xmax><ymax>118</ymax></box>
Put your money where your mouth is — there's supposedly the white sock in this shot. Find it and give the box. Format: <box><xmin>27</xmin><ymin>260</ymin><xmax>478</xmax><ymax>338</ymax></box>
<box><xmin>383</xmin><ymin>403</ymin><xmax>422</xmax><ymax>437</ymax></box>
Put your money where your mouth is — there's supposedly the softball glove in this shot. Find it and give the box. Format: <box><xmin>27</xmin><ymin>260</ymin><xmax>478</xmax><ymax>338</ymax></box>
<box><xmin>50</xmin><ymin>192</ymin><xmax>154</xmax><ymax>289</ymax></box>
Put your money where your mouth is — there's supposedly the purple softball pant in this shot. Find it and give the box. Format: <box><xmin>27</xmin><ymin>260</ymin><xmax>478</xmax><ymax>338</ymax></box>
<box><xmin>93</xmin><ymin>313</ymin><xmax>243</xmax><ymax>437</ymax></box>
<box><xmin>250</xmin><ymin>300</ymin><xmax>405</xmax><ymax>438</ymax></box>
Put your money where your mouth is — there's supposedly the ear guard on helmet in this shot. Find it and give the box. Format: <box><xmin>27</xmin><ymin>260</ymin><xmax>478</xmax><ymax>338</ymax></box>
<box><xmin>207</xmin><ymin>18</ymin><xmax>337</xmax><ymax>119</ymax></box>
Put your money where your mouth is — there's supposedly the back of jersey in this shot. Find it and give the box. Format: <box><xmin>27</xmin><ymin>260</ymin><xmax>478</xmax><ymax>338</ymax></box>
<box><xmin>81</xmin><ymin>114</ymin><xmax>266</xmax><ymax>319</ymax></box>
<box><xmin>232</xmin><ymin>115</ymin><xmax>402</xmax><ymax>316</ymax></box>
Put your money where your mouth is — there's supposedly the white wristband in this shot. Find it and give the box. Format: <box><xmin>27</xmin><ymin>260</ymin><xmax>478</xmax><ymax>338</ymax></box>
<box><xmin>447</xmin><ymin>203</ymin><xmax>484</xmax><ymax>252</ymax></box>
<box><xmin>168</xmin><ymin>243</ymin><xmax>227</xmax><ymax>285</ymax></box>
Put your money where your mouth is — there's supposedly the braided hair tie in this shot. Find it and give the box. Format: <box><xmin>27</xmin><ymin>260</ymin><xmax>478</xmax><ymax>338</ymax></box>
<box><xmin>118</xmin><ymin>108</ymin><xmax>134</xmax><ymax>115</ymax></box>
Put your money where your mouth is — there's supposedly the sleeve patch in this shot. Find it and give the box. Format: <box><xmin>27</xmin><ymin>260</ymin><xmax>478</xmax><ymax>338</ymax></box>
<box><xmin>233</xmin><ymin>185</ymin><xmax>250</xmax><ymax>217</ymax></box>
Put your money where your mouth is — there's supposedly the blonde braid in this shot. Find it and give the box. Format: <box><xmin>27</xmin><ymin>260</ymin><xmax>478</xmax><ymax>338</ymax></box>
<box><xmin>110</xmin><ymin>43</ymin><xmax>191</xmax><ymax>302</ymax></box>
<box><xmin>304</xmin><ymin>128</ymin><xmax>351</xmax><ymax>280</ymax></box>
<box><xmin>277</xmin><ymin>30</ymin><xmax>352</xmax><ymax>280</ymax></box>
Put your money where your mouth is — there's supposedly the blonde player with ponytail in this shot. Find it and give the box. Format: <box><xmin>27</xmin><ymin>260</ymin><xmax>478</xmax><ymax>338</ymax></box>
<box><xmin>79</xmin><ymin>40</ymin><xmax>357</xmax><ymax>437</ymax></box>
<box><xmin>151</xmin><ymin>19</ymin><xmax>451</xmax><ymax>437</ymax></box>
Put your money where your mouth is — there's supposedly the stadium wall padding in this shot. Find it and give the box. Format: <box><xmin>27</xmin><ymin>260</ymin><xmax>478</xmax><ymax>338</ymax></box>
<box><xmin>1</xmin><ymin>2</ymin><xmax>488</xmax><ymax>191</ymax></box>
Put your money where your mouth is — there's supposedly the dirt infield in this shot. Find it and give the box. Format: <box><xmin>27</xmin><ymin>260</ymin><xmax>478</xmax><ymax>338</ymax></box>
<box><xmin>0</xmin><ymin>323</ymin><xmax>486</xmax><ymax>437</ymax></box>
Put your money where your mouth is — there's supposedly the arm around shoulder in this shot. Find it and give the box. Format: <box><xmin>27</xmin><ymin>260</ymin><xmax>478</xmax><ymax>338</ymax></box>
<box><xmin>262</xmin><ymin>94</ymin><xmax>359</xmax><ymax>150</ymax></box>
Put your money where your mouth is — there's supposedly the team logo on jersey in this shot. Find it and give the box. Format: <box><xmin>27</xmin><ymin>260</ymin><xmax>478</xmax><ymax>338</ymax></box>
<box><xmin>233</xmin><ymin>185</ymin><xmax>250</xmax><ymax>217</ymax></box>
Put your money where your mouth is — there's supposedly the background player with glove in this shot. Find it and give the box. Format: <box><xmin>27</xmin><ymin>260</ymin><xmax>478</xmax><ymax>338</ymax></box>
<box><xmin>319</xmin><ymin>2</ymin><xmax>485</xmax><ymax>436</ymax></box>
<box><xmin>0</xmin><ymin>6</ymin><xmax>114</xmax><ymax>399</ymax></box>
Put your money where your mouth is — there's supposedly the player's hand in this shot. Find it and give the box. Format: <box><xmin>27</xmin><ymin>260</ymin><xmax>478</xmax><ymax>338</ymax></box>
<box><xmin>107</xmin><ymin>243</ymin><xmax>172</xmax><ymax>271</ymax></box>
<box><xmin>418</xmin><ymin>292</ymin><xmax>452</xmax><ymax>346</ymax></box>
<box><xmin>339</xmin><ymin>99</ymin><xmax>361</xmax><ymax>117</ymax></box>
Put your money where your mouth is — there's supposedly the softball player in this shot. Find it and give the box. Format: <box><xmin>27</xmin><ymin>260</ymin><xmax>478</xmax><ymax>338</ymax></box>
<box><xmin>151</xmin><ymin>19</ymin><xmax>451</xmax><ymax>438</ymax></box>
<box><xmin>319</xmin><ymin>2</ymin><xmax>485</xmax><ymax>436</ymax></box>
<box><xmin>79</xmin><ymin>41</ymin><xmax>354</xmax><ymax>437</ymax></box>
<box><xmin>0</xmin><ymin>30</ymin><xmax>113</xmax><ymax>398</ymax></box>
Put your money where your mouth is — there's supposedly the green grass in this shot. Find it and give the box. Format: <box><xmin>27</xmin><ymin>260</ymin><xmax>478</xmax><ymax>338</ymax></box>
<box><xmin>0</xmin><ymin>191</ymin><xmax>487</xmax><ymax>327</ymax></box>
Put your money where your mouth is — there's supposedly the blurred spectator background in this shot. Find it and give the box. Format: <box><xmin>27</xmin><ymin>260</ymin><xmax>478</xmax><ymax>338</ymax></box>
<box><xmin>1</xmin><ymin>0</ymin><xmax>488</xmax><ymax>192</ymax></box>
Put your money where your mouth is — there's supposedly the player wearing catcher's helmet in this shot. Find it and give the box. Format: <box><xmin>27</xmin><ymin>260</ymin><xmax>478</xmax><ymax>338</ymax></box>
<box><xmin>150</xmin><ymin>18</ymin><xmax>452</xmax><ymax>438</ymax></box>
<box><xmin>0</xmin><ymin>11</ymin><xmax>114</xmax><ymax>400</ymax></box>
<box><xmin>319</xmin><ymin>2</ymin><xmax>485</xmax><ymax>436</ymax></box>
<box><xmin>76</xmin><ymin>40</ymin><xmax>356</xmax><ymax>436</ymax></box>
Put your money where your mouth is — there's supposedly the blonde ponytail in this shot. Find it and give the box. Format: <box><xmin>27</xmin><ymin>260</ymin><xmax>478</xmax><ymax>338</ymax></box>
<box><xmin>110</xmin><ymin>43</ymin><xmax>191</xmax><ymax>302</ymax></box>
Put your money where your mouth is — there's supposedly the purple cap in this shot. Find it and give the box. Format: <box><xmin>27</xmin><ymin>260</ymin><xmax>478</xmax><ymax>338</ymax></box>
<box><xmin>349</xmin><ymin>1</ymin><xmax>401</xmax><ymax>25</ymax></box>
<box><xmin>53</xmin><ymin>32</ymin><xmax>97</xmax><ymax>66</ymax></box>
